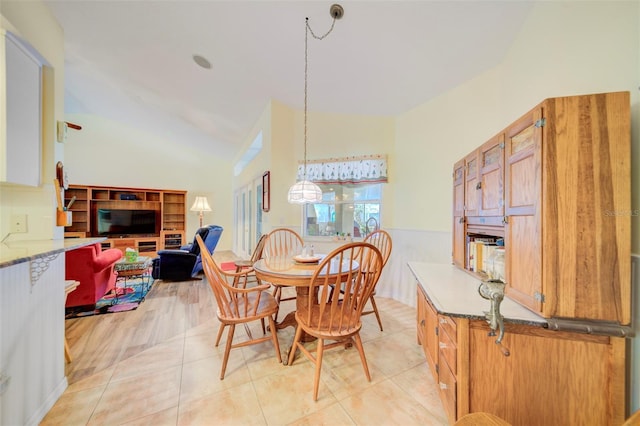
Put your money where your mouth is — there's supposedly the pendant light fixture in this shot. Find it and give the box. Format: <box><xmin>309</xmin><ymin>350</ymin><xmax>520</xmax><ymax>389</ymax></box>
<box><xmin>287</xmin><ymin>4</ymin><xmax>344</xmax><ymax>204</ymax></box>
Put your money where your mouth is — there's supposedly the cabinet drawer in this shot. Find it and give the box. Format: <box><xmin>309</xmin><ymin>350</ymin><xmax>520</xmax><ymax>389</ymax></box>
<box><xmin>112</xmin><ymin>238</ymin><xmax>135</xmax><ymax>248</ymax></box>
<box><xmin>439</xmin><ymin>315</ymin><xmax>457</xmax><ymax>343</ymax></box>
<box><xmin>439</xmin><ymin>323</ymin><xmax>457</xmax><ymax>373</ymax></box>
<box><xmin>438</xmin><ymin>355</ymin><xmax>457</xmax><ymax>423</ymax></box>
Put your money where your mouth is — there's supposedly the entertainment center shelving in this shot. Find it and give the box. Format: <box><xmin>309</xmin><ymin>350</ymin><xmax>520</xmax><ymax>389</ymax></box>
<box><xmin>64</xmin><ymin>184</ymin><xmax>187</xmax><ymax>256</ymax></box>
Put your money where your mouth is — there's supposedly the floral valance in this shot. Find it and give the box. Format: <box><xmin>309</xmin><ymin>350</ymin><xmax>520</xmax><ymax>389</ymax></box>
<box><xmin>296</xmin><ymin>154</ymin><xmax>388</xmax><ymax>185</ymax></box>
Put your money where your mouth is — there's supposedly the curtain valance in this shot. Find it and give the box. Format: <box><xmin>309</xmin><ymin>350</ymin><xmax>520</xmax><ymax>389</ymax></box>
<box><xmin>296</xmin><ymin>154</ymin><xmax>388</xmax><ymax>185</ymax></box>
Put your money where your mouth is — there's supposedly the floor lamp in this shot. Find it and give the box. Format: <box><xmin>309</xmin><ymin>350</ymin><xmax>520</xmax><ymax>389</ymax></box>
<box><xmin>190</xmin><ymin>196</ymin><xmax>211</xmax><ymax>228</ymax></box>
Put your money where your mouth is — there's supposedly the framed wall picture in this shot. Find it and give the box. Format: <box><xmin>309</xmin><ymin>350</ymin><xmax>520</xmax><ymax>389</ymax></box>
<box><xmin>262</xmin><ymin>171</ymin><xmax>270</xmax><ymax>212</ymax></box>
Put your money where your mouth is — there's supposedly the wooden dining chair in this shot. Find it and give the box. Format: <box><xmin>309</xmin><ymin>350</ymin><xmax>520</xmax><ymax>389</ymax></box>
<box><xmin>262</xmin><ymin>228</ymin><xmax>304</xmax><ymax>314</ymax></box>
<box><xmin>359</xmin><ymin>229</ymin><xmax>392</xmax><ymax>331</ymax></box>
<box><xmin>331</xmin><ymin>229</ymin><xmax>392</xmax><ymax>331</ymax></box>
<box><xmin>233</xmin><ymin>233</ymin><xmax>268</xmax><ymax>287</ymax></box>
<box><xmin>287</xmin><ymin>242</ymin><xmax>383</xmax><ymax>401</ymax></box>
<box><xmin>196</xmin><ymin>235</ymin><xmax>282</xmax><ymax>379</ymax></box>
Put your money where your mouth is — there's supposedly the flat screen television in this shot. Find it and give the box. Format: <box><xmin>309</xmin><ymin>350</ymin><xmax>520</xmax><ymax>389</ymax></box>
<box><xmin>95</xmin><ymin>208</ymin><xmax>158</xmax><ymax>236</ymax></box>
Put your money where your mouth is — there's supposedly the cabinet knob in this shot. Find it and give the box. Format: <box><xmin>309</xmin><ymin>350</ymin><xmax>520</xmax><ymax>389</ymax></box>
<box><xmin>439</xmin><ymin>342</ymin><xmax>447</xmax><ymax>349</ymax></box>
<box><xmin>439</xmin><ymin>382</ymin><xmax>448</xmax><ymax>390</ymax></box>
<box><xmin>420</xmin><ymin>319</ymin><xmax>425</xmax><ymax>326</ymax></box>
<box><xmin>439</xmin><ymin>318</ymin><xmax>447</xmax><ymax>324</ymax></box>
<box><xmin>476</xmin><ymin>182</ymin><xmax>482</xmax><ymax>190</ymax></box>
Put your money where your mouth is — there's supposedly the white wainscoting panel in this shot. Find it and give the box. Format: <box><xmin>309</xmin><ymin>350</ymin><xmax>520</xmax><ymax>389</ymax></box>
<box><xmin>375</xmin><ymin>228</ymin><xmax>452</xmax><ymax>308</ymax></box>
<box><xmin>0</xmin><ymin>255</ymin><xmax>67</xmax><ymax>426</ymax></box>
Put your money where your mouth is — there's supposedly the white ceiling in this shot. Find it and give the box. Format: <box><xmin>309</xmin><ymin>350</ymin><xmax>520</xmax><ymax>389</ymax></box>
<box><xmin>44</xmin><ymin>0</ymin><xmax>535</xmax><ymax>160</ymax></box>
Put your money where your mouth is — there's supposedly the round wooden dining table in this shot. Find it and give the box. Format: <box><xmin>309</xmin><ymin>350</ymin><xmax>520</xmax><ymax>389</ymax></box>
<box><xmin>253</xmin><ymin>254</ymin><xmax>359</xmax><ymax>332</ymax></box>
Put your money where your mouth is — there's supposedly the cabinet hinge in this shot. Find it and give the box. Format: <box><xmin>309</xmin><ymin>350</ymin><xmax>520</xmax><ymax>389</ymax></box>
<box><xmin>435</xmin><ymin>326</ymin><xmax>439</xmax><ymax>336</ymax></box>
<box><xmin>534</xmin><ymin>291</ymin><xmax>545</xmax><ymax>303</ymax></box>
<box><xmin>502</xmin><ymin>216</ymin><xmax>509</xmax><ymax>224</ymax></box>
<box><xmin>534</xmin><ymin>118</ymin><xmax>546</xmax><ymax>128</ymax></box>
<box><xmin>476</xmin><ymin>182</ymin><xmax>482</xmax><ymax>190</ymax></box>
<box><xmin>435</xmin><ymin>364</ymin><xmax>439</xmax><ymax>374</ymax></box>
<box><xmin>500</xmin><ymin>142</ymin><xmax>505</xmax><ymax>149</ymax></box>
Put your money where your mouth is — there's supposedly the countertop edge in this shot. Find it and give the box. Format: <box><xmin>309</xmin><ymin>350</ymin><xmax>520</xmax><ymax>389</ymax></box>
<box><xmin>0</xmin><ymin>237</ymin><xmax>106</xmax><ymax>268</ymax></box>
<box><xmin>407</xmin><ymin>261</ymin><xmax>547</xmax><ymax>327</ymax></box>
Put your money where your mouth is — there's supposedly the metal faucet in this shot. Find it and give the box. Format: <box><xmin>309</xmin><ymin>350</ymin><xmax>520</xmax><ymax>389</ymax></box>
<box><xmin>365</xmin><ymin>217</ymin><xmax>379</xmax><ymax>236</ymax></box>
<box><xmin>478</xmin><ymin>279</ymin><xmax>510</xmax><ymax>356</ymax></box>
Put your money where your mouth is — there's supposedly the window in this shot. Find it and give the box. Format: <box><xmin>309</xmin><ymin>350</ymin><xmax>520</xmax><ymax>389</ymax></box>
<box><xmin>303</xmin><ymin>183</ymin><xmax>381</xmax><ymax>238</ymax></box>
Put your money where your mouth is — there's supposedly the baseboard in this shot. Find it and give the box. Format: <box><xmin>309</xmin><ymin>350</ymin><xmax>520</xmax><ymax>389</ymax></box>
<box><xmin>26</xmin><ymin>376</ymin><xmax>67</xmax><ymax>426</ymax></box>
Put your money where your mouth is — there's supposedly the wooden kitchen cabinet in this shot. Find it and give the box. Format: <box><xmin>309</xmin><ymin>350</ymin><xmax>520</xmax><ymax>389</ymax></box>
<box><xmin>435</xmin><ymin>91</ymin><xmax>632</xmax><ymax>424</ymax></box>
<box><xmin>453</xmin><ymin>91</ymin><xmax>631</xmax><ymax>324</ymax></box>
<box><xmin>414</xmin><ymin>277</ymin><xmax>627</xmax><ymax>426</ymax></box>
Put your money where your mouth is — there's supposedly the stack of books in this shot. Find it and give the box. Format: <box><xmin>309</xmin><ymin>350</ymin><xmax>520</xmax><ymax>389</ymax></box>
<box><xmin>466</xmin><ymin>235</ymin><xmax>504</xmax><ymax>279</ymax></box>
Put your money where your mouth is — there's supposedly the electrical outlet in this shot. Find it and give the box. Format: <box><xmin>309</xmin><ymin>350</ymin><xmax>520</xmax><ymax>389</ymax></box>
<box><xmin>10</xmin><ymin>214</ymin><xmax>27</xmax><ymax>233</ymax></box>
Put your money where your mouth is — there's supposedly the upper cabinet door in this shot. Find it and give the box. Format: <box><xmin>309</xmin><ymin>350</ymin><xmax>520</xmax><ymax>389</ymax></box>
<box><xmin>478</xmin><ymin>134</ymin><xmax>504</xmax><ymax>217</ymax></box>
<box><xmin>464</xmin><ymin>150</ymin><xmax>479</xmax><ymax>217</ymax></box>
<box><xmin>2</xmin><ymin>32</ymin><xmax>44</xmax><ymax>186</ymax></box>
<box><xmin>503</xmin><ymin>107</ymin><xmax>543</xmax><ymax>314</ymax></box>
<box><xmin>453</xmin><ymin>159</ymin><xmax>465</xmax><ymax>218</ymax></box>
<box><xmin>452</xmin><ymin>159</ymin><xmax>466</xmax><ymax>267</ymax></box>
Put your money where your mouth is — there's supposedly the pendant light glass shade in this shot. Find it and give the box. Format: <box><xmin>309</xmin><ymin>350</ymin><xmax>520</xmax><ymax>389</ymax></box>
<box><xmin>287</xmin><ymin>180</ymin><xmax>322</xmax><ymax>204</ymax></box>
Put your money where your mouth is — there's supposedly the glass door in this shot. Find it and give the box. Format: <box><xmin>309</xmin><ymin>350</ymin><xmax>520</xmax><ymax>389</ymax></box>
<box><xmin>234</xmin><ymin>176</ymin><xmax>263</xmax><ymax>259</ymax></box>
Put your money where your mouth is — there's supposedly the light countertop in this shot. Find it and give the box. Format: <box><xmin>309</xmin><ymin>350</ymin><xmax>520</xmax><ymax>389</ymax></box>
<box><xmin>408</xmin><ymin>261</ymin><xmax>546</xmax><ymax>326</ymax></box>
<box><xmin>0</xmin><ymin>238</ymin><xmax>106</xmax><ymax>268</ymax></box>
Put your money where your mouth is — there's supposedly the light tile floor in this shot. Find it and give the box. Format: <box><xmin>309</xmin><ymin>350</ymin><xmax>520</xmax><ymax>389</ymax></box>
<box><xmin>43</xmin><ymin>261</ymin><xmax>448</xmax><ymax>426</ymax></box>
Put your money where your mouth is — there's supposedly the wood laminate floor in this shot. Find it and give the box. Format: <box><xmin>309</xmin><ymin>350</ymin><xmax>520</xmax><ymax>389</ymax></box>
<box><xmin>42</xmin><ymin>251</ymin><xmax>448</xmax><ymax>426</ymax></box>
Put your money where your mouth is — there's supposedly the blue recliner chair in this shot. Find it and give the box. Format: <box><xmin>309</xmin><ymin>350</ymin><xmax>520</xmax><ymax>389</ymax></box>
<box><xmin>152</xmin><ymin>225</ymin><xmax>223</xmax><ymax>281</ymax></box>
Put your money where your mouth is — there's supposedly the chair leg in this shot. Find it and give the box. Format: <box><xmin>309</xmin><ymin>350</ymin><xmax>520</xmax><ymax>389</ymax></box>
<box><xmin>215</xmin><ymin>323</ymin><xmax>226</xmax><ymax>347</ymax></box>
<box><xmin>220</xmin><ymin>324</ymin><xmax>235</xmax><ymax>380</ymax></box>
<box><xmin>353</xmin><ymin>333</ymin><xmax>371</xmax><ymax>381</ymax></box>
<box><xmin>243</xmin><ymin>323</ymin><xmax>254</xmax><ymax>340</ymax></box>
<box><xmin>287</xmin><ymin>324</ymin><xmax>303</xmax><ymax>366</ymax></box>
<box><xmin>369</xmin><ymin>295</ymin><xmax>384</xmax><ymax>331</ymax></box>
<box><xmin>268</xmin><ymin>315</ymin><xmax>282</xmax><ymax>363</ymax></box>
<box><xmin>313</xmin><ymin>338</ymin><xmax>324</xmax><ymax>401</ymax></box>
<box><xmin>273</xmin><ymin>285</ymin><xmax>282</xmax><ymax>321</ymax></box>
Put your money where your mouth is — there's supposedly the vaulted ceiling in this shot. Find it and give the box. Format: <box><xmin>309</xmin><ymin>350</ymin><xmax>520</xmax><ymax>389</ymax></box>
<box><xmin>44</xmin><ymin>1</ymin><xmax>534</xmax><ymax>159</ymax></box>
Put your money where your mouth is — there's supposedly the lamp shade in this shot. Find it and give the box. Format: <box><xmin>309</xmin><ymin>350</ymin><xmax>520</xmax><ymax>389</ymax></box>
<box><xmin>190</xmin><ymin>196</ymin><xmax>212</xmax><ymax>212</ymax></box>
<box><xmin>287</xmin><ymin>180</ymin><xmax>322</xmax><ymax>204</ymax></box>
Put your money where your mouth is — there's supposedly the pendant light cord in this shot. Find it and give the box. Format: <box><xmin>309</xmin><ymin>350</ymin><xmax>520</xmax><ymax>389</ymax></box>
<box><xmin>303</xmin><ymin>16</ymin><xmax>338</xmax><ymax>181</ymax></box>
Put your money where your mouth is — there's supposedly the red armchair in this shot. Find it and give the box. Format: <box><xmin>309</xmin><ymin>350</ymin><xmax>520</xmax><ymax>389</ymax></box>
<box><xmin>65</xmin><ymin>243</ymin><xmax>123</xmax><ymax>309</ymax></box>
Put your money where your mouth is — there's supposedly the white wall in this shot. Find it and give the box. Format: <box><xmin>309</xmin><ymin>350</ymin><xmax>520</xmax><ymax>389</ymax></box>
<box><xmin>64</xmin><ymin>113</ymin><xmax>234</xmax><ymax>249</ymax></box>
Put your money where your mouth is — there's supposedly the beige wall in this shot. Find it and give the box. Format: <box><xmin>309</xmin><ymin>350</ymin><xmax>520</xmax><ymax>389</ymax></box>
<box><xmin>0</xmin><ymin>1</ymin><xmax>64</xmax><ymax>241</ymax></box>
<box><xmin>64</xmin><ymin>113</ymin><xmax>234</xmax><ymax>249</ymax></box>
<box><xmin>233</xmin><ymin>100</ymin><xmax>395</xmax><ymax>233</ymax></box>
<box><xmin>394</xmin><ymin>0</ymin><xmax>639</xmax><ymax>252</ymax></box>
